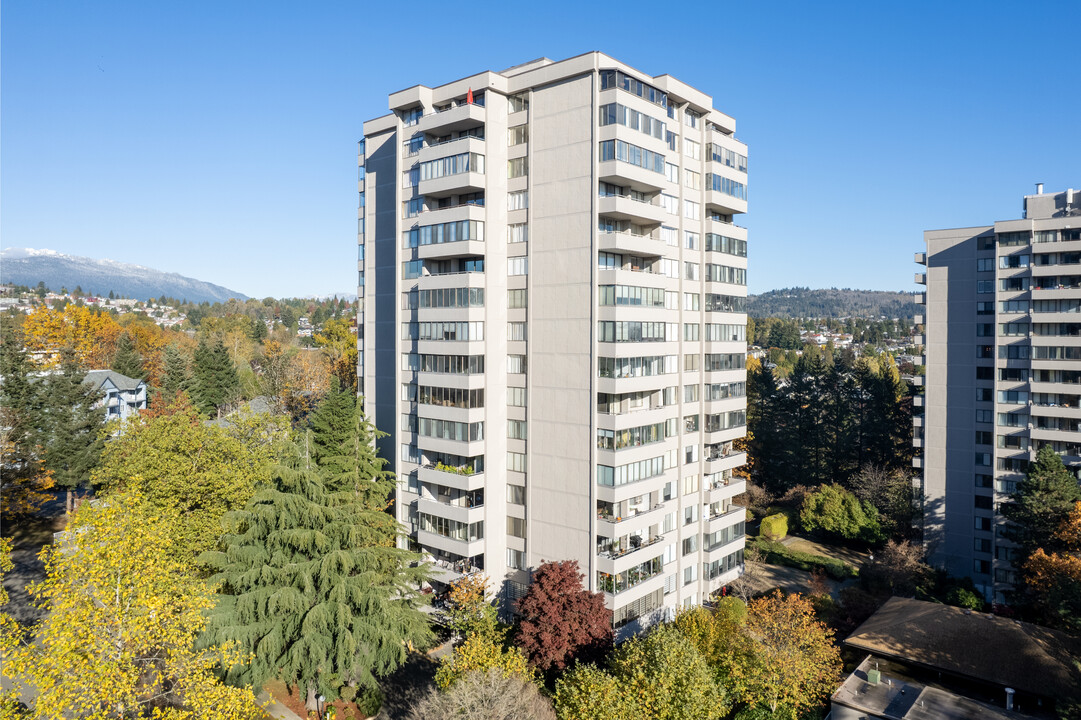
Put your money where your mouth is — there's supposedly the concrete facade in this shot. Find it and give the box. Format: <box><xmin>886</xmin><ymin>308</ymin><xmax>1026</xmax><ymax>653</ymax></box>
<box><xmin>919</xmin><ymin>186</ymin><xmax>1081</xmax><ymax>602</ymax></box>
<box><xmin>358</xmin><ymin>53</ymin><xmax>749</xmax><ymax>632</ymax></box>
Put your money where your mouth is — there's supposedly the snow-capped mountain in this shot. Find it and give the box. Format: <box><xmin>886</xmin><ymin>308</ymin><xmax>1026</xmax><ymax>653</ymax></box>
<box><xmin>0</xmin><ymin>248</ymin><xmax>249</xmax><ymax>304</ymax></box>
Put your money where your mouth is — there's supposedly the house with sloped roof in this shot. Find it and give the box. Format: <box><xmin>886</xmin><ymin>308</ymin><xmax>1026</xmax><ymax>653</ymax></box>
<box><xmin>832</xmin><ymin>596</ymin><xmax>1081</xmax><ymax>719</ymax></box>
<box><xmin>83</xmin><ymin>370</ymin><xmax>147</xmax><ymax>421</ymax></box>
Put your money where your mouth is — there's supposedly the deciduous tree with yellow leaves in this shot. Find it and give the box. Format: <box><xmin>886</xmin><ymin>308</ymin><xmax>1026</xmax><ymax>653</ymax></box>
<box><xmin>0</xmin><ymin>492</ymin><xmax>262</xmax><ymax>719</ymax></box>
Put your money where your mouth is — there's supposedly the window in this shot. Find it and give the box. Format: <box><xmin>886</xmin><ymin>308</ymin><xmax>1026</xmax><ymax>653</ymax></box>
<box><xmin>403</xmin><ymin>197</ymin><xmax>424</xmax><ymax>218</ymax></box>
<box><xmin>1000</xmin><ymin>254</ymin><xmax>1030</xmax><ymax>269</ymax></box>
<box><xmin>508</xmin><ymin>157</ymin><xmax>528</xmax><ymax>178</ymax></box>
<box><xmin>509</xmin><ymin>190</ymin><xmax>529</xmax><ymax>210</ymax></box>
<box><xmin>508</xmin><ymin>257</ymin><xmax>529</xmax><ymax>276</ymax></box>
<box><xmin>507</xmin><ymin>322</ymin><xmax>527</xmax><ymax>341</ymax></box>
<box><xmin>507</xmin><ymin>451</ymin><xmax>527</xmax><ymax>473</ymax></box>
<box><xmin>406</xmin><ymin>219</ymin><xmax>485</xmax><ymax>247</ymax></box>
<box><xmin>598</xmin><ymin>251</ymin><xmax>620</xmax><ymax>270</ymax></box>
<box><xmin>508</xmin><ymin>289</ymin><xmax>527</xmax><ymax>308</ymax></box>
<box><xmin>508</xmin><ymin>125</ymin><xmax>529</xmax><ymax>146</ymax></box>
<box><xmin>975</xmin><ymin>409</ymin><xmax>992</xmax><ymax>423</ymax></box>
<box><xmin>684</xmin><ymin>323</ymin><xmax>700</xmax><ymax>341</ymax></box>
<box><xmin>401</xmin><ymin>106</ymin><xmax>423</xmax><ymax>126</ymax></box>
<box><xmin>976</xmin><ymin>258</ymin><xmax>995</xmax><ymax>272</ymax></box>
<box><xmin>975</xmin><ymin>474</ymin><xmax>993</xmax><ymax>488</ymax></box>
<box><xmin>976</xmin><ymin>366</ymin><xmax>993</xmax><ymax>380</ymax></box>
<box><xmin>660</xmin><ymin>193</ymin><xmax>679</xmax><ymax>215</ymax></box>
<box><xmin>974</xmin><ymin>559</ymin><xmax>991</xmax><ymax>575</ymax></box>
<box><xmin>402</xmin><ymin>260</ymin><xmax>424</xmax><ymax>279</ymax></box>
<box><xmin>508</xmin><ymin>387</ymin><xmax>526</xmax><ymax>407</ymax></box>
<box><xmin>976</xmin><ymin>388</ymin><xmax>993</xmax><ymax>401</ymax></box>
<box><xmin>599</xmin><ymin>102</ymin><xmax>666</xmax><ymax>140</ymax></box>
<box><xmin>684</xmin><ymin>384</ymin><xmax>699</xmax><ymax>402</ymax></box>
<box><xmin>977</xmin><ymin>324</ymin><xmax>995</xmax><ymax>337</ymax></box>
<box><xmin>974</xmin><ymin>495</ymin><xmax>993</xmax><ymax>510</ymax></box>
<box><xmin>507</xmin><ymin>485</ymin><xmax>525</xmax><ymax>505</ymax></box>
<box><xmin>685</xmin><ymin>262</ymin><xmax>699</xmax><ymax>280</ymax></box>
<box><xmin>419</xmin><ymin>152</ymin><xmax>484</xmax><ymax>180</ymax></box>
<box><xmin>684</xmin><ymin>199</ymin><xmax>700</xmax><ymax>220</ymax></box>
<box><xmin>685</xmin><ymin>231</ymin><xmax>699</xmax><ymax>250</ymax></box>
<box><xmin>684</xmin><ymin>354</ymin><xmax>699</xmax><ymax>371</ymax></box>
<box><xmin>507</xmin><ymin>516</ymin><xmax>526</xmax><ymax>538</ymax></box>
<box><xmin>507</xmin><ymin>355</ymin><xmax>527</xmax><ymax>374</ymax></box>
<box><xmin>977</xmin><ymin>280</ymin><xmax>995</xmax><ymax>293</ymax></box>
<box><xmin>417</xmin><ymin>418</ymin><xmax>484</xmax><ymax>442</ymax></box>
<box><xmin>508</xmin><ymin>419</ymin><xmax>528</xmax><ymax>440</ymax></box>
<box><xmin>507</xmin><ymin>548</ymin><xmax>526</xmax><ymax>569</ymax></box>
<box><xmin>685</xmin><ymin>170</ymin><xmax>700</xmax><ymax>190</ymax></box>
<box><xmin>598</xmin><ymin>139</ymin><xmax>665</xmax><ymax>174</ymax></box>
<box><xmin>975</xmin><ymin>431</ymin><xmax>992</xmax><ymax>445</ymax></box>
<box><xmin>508</xmin><ymin>223</ymin><xmax>528</xmax><ymax>244</ymax></box>
<box><xmin>684</xmin><ymin>138</ymin><xmax>700</xmax><ymax>160</ymax></box>
<box><xmin>975</xmin><ymin>516</ymin><xmax>991</xmax><ymax>531</ymax></box>
<box><xmin>704</xmin><ymin>233</ymin><xmax>747</xmax><ymax>257</ymax></box>
<box><xmin>599</xmin><ymin>70</ymin><xmax>668</xmax><ymax>107</ymax></box>
<box><xmin>508</xmin><ymin>93</ymin><xmax>528</xmax><ymax>113</ymax></box>
<box><xmin>707</xmin><ymin>174</ymin><xmax>747</xmax><ymax>200</ymax></box>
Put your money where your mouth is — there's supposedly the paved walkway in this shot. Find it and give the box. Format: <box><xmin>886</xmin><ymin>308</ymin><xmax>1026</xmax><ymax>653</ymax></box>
<box><xmin>258</xmin><ymin>691</ymin><xmax>305</xmax><ymax>720</ymax></box>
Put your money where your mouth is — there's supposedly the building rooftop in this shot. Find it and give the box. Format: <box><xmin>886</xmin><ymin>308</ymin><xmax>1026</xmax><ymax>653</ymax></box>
<box><xmin>833</xmin><ymin>656</ymin><xmax>1029</xmax><ymax>720</ymax></box>
<box><xmin>844</xmin><ymin>597</ymin><xmax>1081</xmax><ymax>702</ymax></box>
<box><xmin>84</xmin><ymin>369</ymin><xmax>145</xmax><ymax>392</ymax></box>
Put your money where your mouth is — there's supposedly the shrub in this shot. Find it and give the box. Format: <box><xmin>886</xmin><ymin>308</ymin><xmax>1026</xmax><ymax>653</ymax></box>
<box><xmin>760</xmin><ymin>513</ymin><xmax>789</xmax><ymax>540</ymax></box>
<box><xmin>800</xmin><ymin>484</ymin><xmax>884</xmax><ymax>544</ymax></box>
<box><xmin>945</xmin><ymin>586</ymin><xmax>985</xmax><ymax>611</ymax></box>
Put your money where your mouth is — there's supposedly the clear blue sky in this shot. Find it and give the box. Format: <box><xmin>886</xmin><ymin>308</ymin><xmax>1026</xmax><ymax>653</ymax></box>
<box><xmin>3</xmin><ymin>1</ymin><xmax>1078</xmax><ymax>299</ymax></box>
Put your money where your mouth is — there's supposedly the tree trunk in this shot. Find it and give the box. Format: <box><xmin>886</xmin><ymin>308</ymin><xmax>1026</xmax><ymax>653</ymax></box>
<box><xmin>306</xmin><ymin>685</ymin><xmax>319</xmax><ymax>715</ymax></box>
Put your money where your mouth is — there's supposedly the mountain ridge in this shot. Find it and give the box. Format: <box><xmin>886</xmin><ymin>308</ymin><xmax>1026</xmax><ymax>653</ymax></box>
<box><xmin>1</xmin><ymin>248</ymin><xmax>249</xmax><ymax>304</ymax></box>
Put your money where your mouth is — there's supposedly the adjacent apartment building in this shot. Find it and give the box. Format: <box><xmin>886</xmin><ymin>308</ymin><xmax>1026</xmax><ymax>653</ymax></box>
<box><xmin>917</xmin><ymin>185</ymin><xmax>1081</xmax><ymax>602</ymax></box>
<box><xmin>357</xmin><ymin>53</ymin><xmax>749</xmax><ymax>633</ymax></box>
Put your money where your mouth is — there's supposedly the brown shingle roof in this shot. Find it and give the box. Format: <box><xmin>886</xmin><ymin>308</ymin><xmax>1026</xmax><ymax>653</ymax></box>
<box><xmin>844</xmin><ymin>597</ymin><xmax>1081</xmax><ymax>701</ymax></box>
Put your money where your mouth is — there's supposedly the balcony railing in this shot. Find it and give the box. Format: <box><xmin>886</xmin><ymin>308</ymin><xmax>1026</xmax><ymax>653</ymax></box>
<box><xmin>596</xmin><ymin>533</ymin><xmax>664</xmax><ymax>560</ymax></box>
<box><xmin>597</xmin><ymin>503</ymin><xmax>664</xmax><ymax>524</ymax></box>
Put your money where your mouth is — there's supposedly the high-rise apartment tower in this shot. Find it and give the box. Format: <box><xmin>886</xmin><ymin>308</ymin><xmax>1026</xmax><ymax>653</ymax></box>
<box><xmin>357</xmin><ymin>53</ymin><xmax>749</xmax><ymax>633</ymax></box>
<box><xmin>918</xmin><ymin>186</ymin><xmax>1081</xmax><ymax>602</ymax></box>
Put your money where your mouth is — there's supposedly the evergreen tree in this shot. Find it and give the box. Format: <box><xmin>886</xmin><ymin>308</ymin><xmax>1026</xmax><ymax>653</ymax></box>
<box><xmin>202</xmin><ymin>440</ymin><xmax>431</xmax><ymax>712</ymax></box>
<box><xmin>1003</xmin><ymin>446</ymin><xmax>1081</xmax><ymax>560</ymax></box>
<box><xmin>158</xmin><ymin>343</ymin><xmax>190</xmax><ymax>400</ymax></box>
<box><xmin>38</xmin><ymin>351</ymin><xmax>105</xmax><ymax>511</ymax></box>
<box><xmin>111</xmin><ymin>331</ymin><xmax>145</xmax><ymax>379</ymax></box>
<box><xmin>190</xmin><ymin>338</ymin><xmax>240</xmax><ymax>418</ymax></box>
<box><xmin>0</xmin><ymin>316</ymin><xmax>54</xmax><ymax>516</ymax></box>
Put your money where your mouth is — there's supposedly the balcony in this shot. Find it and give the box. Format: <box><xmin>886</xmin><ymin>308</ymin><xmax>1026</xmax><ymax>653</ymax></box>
<box><xmin>418</xmin><ymin>171</ymin><xmax>484</xmax><ymax>199</ymax></box>
<box><xmin>418</xmin><ymin>463</ymin><xmax>484</xmax><ymax>492</ymax></box>
<box><xmin>914</xmin><ymin>314</ymin><xmax>924</xmax><ymax>325</ymax></box>
<box><xmin>417</xmin><ymin>528</ymin><xmax>484</xmax><ymax>559</ymax></box>
<box><xmin>706</xmin><ymin>189</ymin><xmax>747</xmax><ymax>217</ymax></box>
<box><xmin>598</xmin><ymin>230</ymin><xmax>667</xmax><ymax>258</ymax></box>
<box><xmin>598</xmin><ymin>160</ymin><xmax>665</xmax><ymax>193</ymax></box>
<box><xmin>914</xmin><ymin>292</ymin><xmax>926</xmax><ymax>305</ymax></box>
<box><xmin>912</xmin><ymin>456</ymin><xmax>923</xmax><ymax>469</ymax></box>
<box><xmin>418</xmin><ymin>238</ymin><xmax>485</xmax><ymax>261</ymax></box>
<box><xmin>597</xmin><ymin>501</ymin><xmax>666</xmax><ymax>533</ymax></box>
<box><xmin>705</xmin><ymin>504</ymin><xmax>746</xmax><ymax>530</ymax></box>
<box><xmin>416</xmin><ymin>135</ymin><xmax>485</xmax><ymax>165</ymax></box>
<box><xmin>913</xmin><ymin>394</ymin><xmax>925</xmax><ymax>408</ymax></box>
<box><xmin>915</xmin><ymin>273</ymin><xmax>927</xmax><ymax>285</ymax></box>
<box><xmin>597</xmin><ymin>194</ymin><xmax>669</xmax><ymax>226</ymax></box>
<box><xmin>415</xmin><ymin>103</ymin><xmax>486</xmax><ymax>135</ymax></box>
<box><xmin>914</xmin><ymin>252</ymin><xmax>927</xmax><ymax>265</ymax></box>
<box><xmin>417</xmin><ymin>496</ymin><xmax>484</xmax><ymax>526</ymax></box>
<box><xmin>910</xmin><ymin>334</ymin><xmax>925</xmax><ymax>346</ymax></box>
<box><xmin>911</xmin><ymin>375</ymin><xmax>925</xmax><ymax>387</ymax></box>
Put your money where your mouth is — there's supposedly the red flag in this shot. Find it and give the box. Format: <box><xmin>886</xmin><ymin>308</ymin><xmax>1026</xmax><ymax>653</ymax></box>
<box><xmin>466</xmin><ymin>88</ymin><xmax>473</xmax><ymax>104</ymax></box>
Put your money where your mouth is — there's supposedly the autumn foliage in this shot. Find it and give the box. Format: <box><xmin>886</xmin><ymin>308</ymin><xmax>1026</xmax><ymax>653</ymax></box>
<box><xmin>515</xmin><ymin>560</ymin><xmax>613</xmax><ymax>673</ymax></box>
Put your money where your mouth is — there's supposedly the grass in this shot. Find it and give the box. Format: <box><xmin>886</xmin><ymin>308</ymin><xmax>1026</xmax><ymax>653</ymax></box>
<box><xmin>752</xmin><ymin>536</ymin><xmax>859</xmax><ymax>581</ymax></box>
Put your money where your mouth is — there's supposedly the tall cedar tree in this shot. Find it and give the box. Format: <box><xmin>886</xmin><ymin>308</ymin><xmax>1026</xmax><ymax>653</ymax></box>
<box><xmin>39</xmin><ymin>351</ymin><xmax>105</xmax><ymax>510</ymax></box>
<box><xmin>158</xmin><ymin>342</ymin><xmax>190</xmax><ymax>401</ymax></box>
<box><xmin>0</xmin><ymin>316</ymin><xmax>54</xmax><ymax>516</ymax></box>
<box><xmin>203</xmin><ymin>405</ymin><xmax>429</xmax><ymax>711</ymax></box>
<box><xmin>191</xmin><ymin>337</ymin><xmax>240</xmax><ymax>417</ymax></box>
<box><xmin>110</xmin><ymin>331</ymin><xmax>145</xmax><ymax>379</ymax></box>
<box><xmin>1003</xmin><ymin>445</ymin><xmax>1081</xmax><ymax>564</ymax></box>
<box><xmin>515</xmin><ymin>560</ymin><xmax>613</xmax><ymax>674</ymax></box>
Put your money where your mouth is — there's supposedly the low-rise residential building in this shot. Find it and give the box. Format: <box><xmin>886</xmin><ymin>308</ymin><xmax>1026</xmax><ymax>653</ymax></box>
<box><xmin>83</xmin><ymin>370</ymin><xmax>148</xmax><ymax>421</ymax></box>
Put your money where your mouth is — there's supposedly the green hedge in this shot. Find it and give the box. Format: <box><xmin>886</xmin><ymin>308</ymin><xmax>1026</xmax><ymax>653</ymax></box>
<box><xmin>760</xmin><ymin>513</ymin><xmax>788</xmax><ymax>540</ymax></box>
<box><xmin>752</xmin><ymin>537</ymin><xmax>858</xmax><ymax>581</ymax></box>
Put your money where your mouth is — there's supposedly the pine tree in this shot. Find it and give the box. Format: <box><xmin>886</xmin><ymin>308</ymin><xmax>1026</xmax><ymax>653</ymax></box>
<box><xmin>158</xmin><ymin>343</ymin><xmax>190</xmax><ymax>400</ymax></box>
<box><xmin>202</xmin><ymin>440</ymin><xmax>431</xmax><ymax>712</ymax></box>
<box><xmin>111</xmin><ymin>331</ymin><xmax>145</xmax><ymax>379</ymax></box>
<box><xmin>0</xmin><ymin>315</ymin><xmax>54</xmax><ymax>516</ymax></box>
<box><xmin>1003</xmin><ymin>445</ymin><xmax>1081</xmax><ymax>560</ymax></box>
<box><xmin>38</xmin><ymin>351</ymin><xmax>105</xmax><ymax>511</ymax></box>
<box><xmin>190</xmin><ymin>338</ymin><xmax>240</xmax><ymax>418</ymax></box>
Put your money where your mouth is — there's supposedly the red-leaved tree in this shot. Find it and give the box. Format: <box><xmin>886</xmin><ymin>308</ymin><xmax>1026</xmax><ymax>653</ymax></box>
<box><xmin>515</xmin><ymin>560</ymin><xmax>613</xmax><ymax>674</ymax></box>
